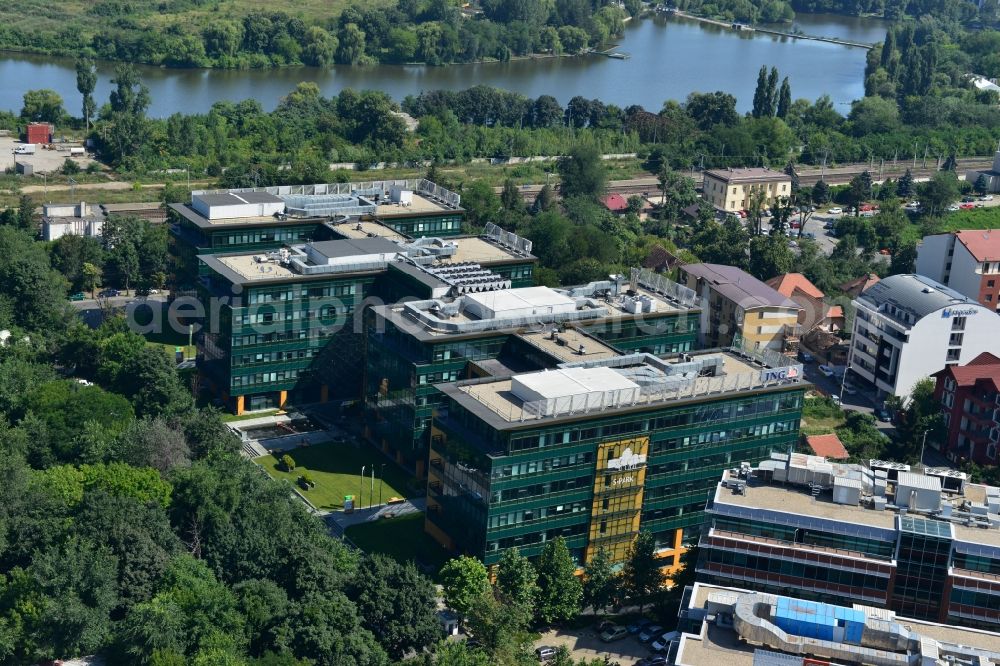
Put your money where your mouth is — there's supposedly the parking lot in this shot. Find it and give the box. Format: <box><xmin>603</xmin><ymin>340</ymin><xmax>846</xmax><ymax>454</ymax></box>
<box><xmin>535</xmin><ymin>625</ymin><xmax>660</xmax><ymax>665</ymax></box>
<box><xmin>0</xmin><ymin>135</ymin><xmax>94</xmax><ymax>174</ymax></box>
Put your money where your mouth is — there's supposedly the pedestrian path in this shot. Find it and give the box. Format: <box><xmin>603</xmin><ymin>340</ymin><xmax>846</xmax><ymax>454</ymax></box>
<box><xmin>326</xmin><ymin>497</ymin><xmax>426</xmax><ymax>533</ymax></box>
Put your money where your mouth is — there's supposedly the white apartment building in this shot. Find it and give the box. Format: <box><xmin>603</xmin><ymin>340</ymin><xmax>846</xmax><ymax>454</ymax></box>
<box><xmin>41</xmin><ymin>202</ymin><xmax>103</xmax><ymax>242</ymax></box>
<box><xmin>848</xmin><ymin>273</ymin><xmax>1000</xmax><ymax>400</ymax></box>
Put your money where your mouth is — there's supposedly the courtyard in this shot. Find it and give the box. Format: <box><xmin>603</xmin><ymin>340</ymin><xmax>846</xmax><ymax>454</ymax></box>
<box><xmin>255</xmin><ymin>440</ymin><xmax>415</xmax><ymax>512</ymax></box>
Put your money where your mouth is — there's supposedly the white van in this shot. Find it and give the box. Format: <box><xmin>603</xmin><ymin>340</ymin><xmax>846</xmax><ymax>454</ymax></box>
<box><xmin>13</xmin><ymin>144</ymin><xmax>36</xmax><ymax>155</ymax></box>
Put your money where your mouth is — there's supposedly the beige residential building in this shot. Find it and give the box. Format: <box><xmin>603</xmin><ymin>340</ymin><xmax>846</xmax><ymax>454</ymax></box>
<box><xmin>678</xmin><ymin>263</ymin><xmax>802</xmax><ymax>353</ymax></box>
<box><xmin>702</xmin><ymin>167</ymin><xmax>792</xmax><ymax>213</ymax></box>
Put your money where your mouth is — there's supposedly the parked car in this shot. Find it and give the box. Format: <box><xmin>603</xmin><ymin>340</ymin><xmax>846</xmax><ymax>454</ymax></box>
<box><xmin>980</xmin><ymin>195</ymin><xmax>994</xmax><ymax>201</ymax></box>
<box><xmin>802</xmin><ymin>231</ymin><xmax>816</xmax><ymax>239</ymax></box>
<box><xmin>595</xmin><ymin>620</ymin><xmax>617</xmax><ymax>634</ymax></box>
<box><xmin>960</xmin><ymin>203</ymin><xmax>976</xmax><ymax>210</ymax></box>
<box><xmin>535</xmin><ymin>646</ymin><xmax>557</xmax><ymax>662</ymax></box>
<box><xmin>827</xmin><ymin>207</ymin><xmax>843</xmax><ymax>214</ymax></box>
<box><xmin>818</xmin><ymin>364</ymin><xmax>835</xmax><ymax>377</ymax></box>
<box><xmin>69</xmin><ymin>292</ymin><xmax>85</xmax><ymax>301</ymax></box>
<box><xmin>98</xmin><ymin>288</ymin><xmax>120</xmax><ymax>297</ymax></box>
<box><xmin>798</xmin><ymin>351</ymin><xmax>815</xmax><ymax>363</ymax></box>
<box><xmin>627</xmin><ymin>619</ymin><xmax>653</xmax><ymax>635</ymax></box>
<box><xmin>831</xmin><ymin>394</ymin><xmax>842</xmax><ymax>405</ymax></box>
<box><xmin>875</xmin><ymin>407</ymin><xmax>892</xmax><ymax>422</ymax></box>
<box><xmin>639</xmin><ymin>625</ymin><xmax>663</xmax><ymax>642</ymax></box>
<box><xmin>947</xmin><ymin>204</ymin><xmax>960</xmax><ymax>211</ymax></box>
<box><xmin>638</xmin><ymin>657</ymin><xmax>669</xmax><ymax>666</ymax></box>
<box><xmin>823</xmin><ymin>220</ymin><xmax>835</xmax><ymax>229</ymax></box>
<box><xmin>905</xmin><ymin>201</ymin><xmax>921</xmax><ymax>209</ymax></box>
<box><xmin>601</xmin><ymin>626</ymin><xmax>628</xmax><ymax>643</ymax></box>
<box><xmin>963</xmin><ymin>196</ymin><xmax>975</xmax><ymax>203</ymax></box>
<box><xmin>651</xmin><ymin>631</ymin><xmax>680</xmax><ymax>652</ymax></box>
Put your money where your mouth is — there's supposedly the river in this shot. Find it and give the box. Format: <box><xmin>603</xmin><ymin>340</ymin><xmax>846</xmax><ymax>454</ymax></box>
<box><xmin>0</xmin><ymin>13</ymin><xmax>886</xmax><ymax>119</ymax></box>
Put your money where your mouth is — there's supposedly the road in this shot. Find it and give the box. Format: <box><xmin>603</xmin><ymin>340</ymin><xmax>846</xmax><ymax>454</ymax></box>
<box><xmin>70</xmin><ymin>292</ymin><xmax>168</xmax><ymax>328</ymax></box>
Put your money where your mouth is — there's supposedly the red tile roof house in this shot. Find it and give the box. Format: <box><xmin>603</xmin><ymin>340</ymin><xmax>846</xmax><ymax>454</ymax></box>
<box><xmin>599</xmin><ymin>193</ymin><xmax>629</xmax><ymax>214</ymax></box>
<box><xmin>805</xmin><ymin>433</ymin><xmax>850</xmax><ymax>460</ymax></box>
<box><xmin>766</xmin><ymin>273</ymin><xmax>845</xmax><ymax>332</ymax></box>
<box><xmin>839</xmin><ymin>273</ymin><xmax>880</xmax><ymax>299</ymax></box>
<box><xmin>932</xmin><ymin>352</ymin><xmax>1000</xmax><ymax>465</ymax></box>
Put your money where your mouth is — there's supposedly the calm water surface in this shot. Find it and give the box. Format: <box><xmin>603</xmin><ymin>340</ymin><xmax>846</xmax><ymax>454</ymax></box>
<box><xmin>0</xmin><ymin>13</ymin><xmax>886</xmax><ymax>118</ymax></box>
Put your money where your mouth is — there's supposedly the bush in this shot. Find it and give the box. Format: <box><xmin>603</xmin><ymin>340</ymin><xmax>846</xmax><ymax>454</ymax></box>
<box><xmin>280</xmin><ymin>453</ymin><xmax>295</xmax><ymax>471</ymax></box>
<box><xmin>298</xmin><ymin>473</ymin><xmax>315</xmax><ymax>490</ymax></box>
<box><xmin>62</xmin><ymin>158</ymin><xmax>80</xmax><ymax>175</ymax></box>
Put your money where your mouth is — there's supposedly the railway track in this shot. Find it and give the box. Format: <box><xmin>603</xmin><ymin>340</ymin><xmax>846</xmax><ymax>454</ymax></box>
<box><xmin>508</xmin><ymin>158</ymin><xmax>993</xmax><ymax>200</ymax></box>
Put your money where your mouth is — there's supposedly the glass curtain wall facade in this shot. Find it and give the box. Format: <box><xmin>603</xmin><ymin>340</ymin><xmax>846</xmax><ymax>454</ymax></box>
<box><xmin>699</xmin><ymin>495</ymin><xmax>1000</xmax><ymax>631</ymax></box>
<box><xmin>426</xmin><ymin>386</ymin><xmax>804</xmax><ymax>568</ymax></box>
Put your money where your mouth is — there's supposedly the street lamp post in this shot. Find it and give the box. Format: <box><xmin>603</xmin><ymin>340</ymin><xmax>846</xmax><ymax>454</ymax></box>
<box><xmin>379</xmin><ymin>463</ymin><xmax>386</xmax><ymax>507</ymax></box>
<box><xmin>360</xmin><ymin>465</ymin><xmax>366</xmax><ymax>509</ymax></box>
<box><xmin>919</xmin><ymin>430</ymin><xmax>928</xmax><ymax>470</ymax></box>
<box><xmin>370</xmin><ymin>466</ymin><xmax>375</xmax><ymax>509</ymax></box>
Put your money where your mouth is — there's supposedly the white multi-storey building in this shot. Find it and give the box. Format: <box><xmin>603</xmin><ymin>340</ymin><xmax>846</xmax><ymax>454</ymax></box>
<box><xmin>848</xmin><ymin>273</ymin><xmax>1000</xmax><ymax>400</ymax></box>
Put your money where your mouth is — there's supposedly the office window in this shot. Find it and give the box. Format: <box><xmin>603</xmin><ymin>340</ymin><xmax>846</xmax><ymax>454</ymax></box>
<box><xmin>946</xmin><ymin>348</ymin><xmax>961</xmax><ymax>362</ymax></box>
<box><xmin>989</xmin><ymin>280</ymin><xmax>996</xmax><ymax>287</ymax></box>
<box><xmin>988</xmin><ymin>295</ymin><xmax>994</xmax><ymax>303</ymax></box>
<box><xmin>952</xmin><ymin>316</ymin><xmax>966</xmax><ymax>331</ymax></box>
<box><xmin>949</xmin><ymin>332</ymin><xmax>964</xmax><ymax>346</ymax></box>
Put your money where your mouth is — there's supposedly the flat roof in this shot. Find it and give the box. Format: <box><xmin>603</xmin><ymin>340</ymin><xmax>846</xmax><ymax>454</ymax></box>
<box><xmin>515</xmin><ymin>328</ymin><xmax>620</xmax><ymax>363</ymax></box>
<box><xmin>676</xmin><ymin>583</ymin><xmax>1000</xmax><ymax>666</ymax></box>
<box><xmin>713</xmin><ymin>472</ymin><xmax>1000</xmax><ymax>548</ymax></box>
<box><xmin>376</xmin><ymin>193</ymin><xmax>449</xmax><ymax>216</ymax></box>
<box><xmin>442</xmin><ymin>350</ymin><xmax>800</xmax><ymax>429</ymax></box>
<box><xmin>170</xmin><ymin>202</ymin><xmax>312</xmax><ymax>229</ymax></box>
<box><xmin>465</xmin><ymin>287</ymin><xmax>576</xmax><ymax>315</ymax></box>
<box><xmin>308</xmin><ymin>237</ymin><xmax>400</xmax><ymax>259</ymax></box>
<box><xmin>858</xmin><ymin>273</ymin><xmax>980</xmax><ymax>320</ymax></box>
<box><xmin>327</xmin><ymin>220</ymin><xmax>408</xmax><ymax>243</ymax></box>
<box><xmin>446</xmin><ymin>236</ymin><xmax>530</xmax><ymax>264</ymax></box>
<box><xmin>513</xmin><ymin>366</ymin><xmax>638</xmax><ymax>400</ymax></box>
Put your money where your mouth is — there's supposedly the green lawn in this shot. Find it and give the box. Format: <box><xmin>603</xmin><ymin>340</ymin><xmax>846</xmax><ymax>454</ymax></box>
<box><xmin>222</xmin><ymin>409</ymin><xmax>281</xmax><ymax>423</ymax></box>
<box><xmin>345</xmin><ymin>511</ymin><xmax>451</xmax><ymax>573</ymax></box>
<box><xmin>800</xmin><ymin>396</ymin><xmax>847</xmax><ymax>436</ymax></box>
<box><xmin>255</xmin><ymin>441</ymin><xmax>414</xmax><ymax>512</ymax></box>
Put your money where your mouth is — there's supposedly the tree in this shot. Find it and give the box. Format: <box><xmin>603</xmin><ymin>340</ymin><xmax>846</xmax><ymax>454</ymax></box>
<box><xmin>21</xmin><ymin>89</ymin><xmax>64</xmax><ymax>123</ymax></box>
<box><xmin>898</xmin><ymin>169</ymin><xmax>915</xmax><ymax>198</ymax></box>
<box><xmin>302</xmin><ymin>26</ymin><xmax>338</xmax><ymax>67</ymax></box>
<box><xmin>439</xmin><ymin>556</ymin><xmax>490</xmax><ymax>621</ymax></box>
<box><xmin>0</xmin><ymin>226</ymin><xmax>70</xmax><ymax>331</ymax></box>
<box><xmin>623</xmin><ymin>532</ymin><xmax>662</xmax><ymax>612</ymax></box>
<box><xmin>76</xmin><ymin>58</ymin><xmax>98</xmax><ymax>130</ymax></box>
<box><xmin>83</xmin><ymin>261</ymin><xmax>103</xmax><ymax>297</ymax></box>
<box><xmin>104</xmin><ymin>64</ymin><xmax>151</xmax><ymax>165</ymax></box>
<box><xmin>751</xmin><ymin>65</ymin><xmax>769</xmax><ymax>119</ymax></box>
<box><xmin>684</xmin><ymin>91</ymin><xmax>738</xmax><ymax>130</ymax></box>
<box><xmin>557</xmin><ymin>143</ymin><xmax>607</xmax><ymax>199</ymax></box>
<box><xmin>974</xmin><ymin>173</ymin><xmax>989</xmax><ymax>196</ymax></box>
<box><xmin>535</xmin><ymin>537</ymin><xmax>582</xmax><ymax>625</ymax></box>
<box><xmin>846</xmin><ymin>171</ymin><xmax>874</xmax><ymax>214</ymax></box>
<box><xmin>749</xmin><ymin>233</ymin><xmax>794</xmax><ymax>281</ymax></box>
<box><xmin>348</xmin><ymin>554</ymin><xmax>440</xmax><ymax>660</ymax></box>
<box><xmin>500</xmin><ymin>179</ymin><xmax>523</xmax><ymax>213</ymax></box>
<box><xmin>765</xmin><ymin>67</ymin><xmax>779</xmax><ymax>117</ymax></box>
<box><xmin>582</xmin><ymin>548</ymin><xmax>617</xmax><ymax>614</ymax></box>
<box><xmin>919</xmin><ymin>171</ymin><xmax>960</xmax><ymax>215</ymax></box>
<box><xmin>117</xmin><ymin>347</ymin><xmax>193</xmax><ymax>417</ymax></box>
<box><xmin>495</xmin><ymin>548</ymin><xmax>538</xmax><ymax>624</ymax></box>
<box><xmin>336</xmin><ymin>24</ymin><xmax>366</xmax><ymax>64</ymax></box>
<box><xmin>115</xmin><ymin>417</ymin><xmax>191</xmax><ymax>473</ymax></box>
<box><xmin>776</xmin><ymin>77</ymin><xmax>791</xmax><ymax>119</ymax></box>
<box><xmin>811</xmin><ymin>180</ymin><xmax>831</xmax><ymax>205</ymax></box>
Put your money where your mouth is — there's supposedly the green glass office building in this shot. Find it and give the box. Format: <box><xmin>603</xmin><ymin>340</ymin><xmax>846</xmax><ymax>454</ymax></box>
<box><xmin>421</xmin><ymin>344</ymin><xmax>807</xmax><ymax>571</ymax></box>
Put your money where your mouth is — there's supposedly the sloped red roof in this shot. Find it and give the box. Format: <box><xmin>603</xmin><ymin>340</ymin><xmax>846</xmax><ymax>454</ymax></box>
<box><xmin>840</xmin><ymin>273</ymin><xmax>880</xmax><ymax>297</ymax></box>
<box><xmin>600</xmin><ymin>193</ymin><xmax>629</xmax><ymax>212</ymax></box>
<box><xmin>956</xmin><ymin>230</ymin><xmax>1000</xmax><ymax>262</ymax></box>
<box><xmin>805</xmin><ymin>434</ymin><xmax>849</xmax><ymax>460</ymax></box>
<box><xmin>935</xmin><ymin>352</ymin><xmax>1000</xmax><ymax>390</ymax></box>
<box><xmin>766</xmin><ymin>273</ymin><xmax>825</xmax><ymax>300</ymax></box>
<box><xmin>643</xmin><ymin>245</ymin><xmax>680</xmax><ymax>271</ymax></box>
<box><xmin>826</xmin><ymin>305</ymin><xmax>844</xmax><ymax>319</ymax></box>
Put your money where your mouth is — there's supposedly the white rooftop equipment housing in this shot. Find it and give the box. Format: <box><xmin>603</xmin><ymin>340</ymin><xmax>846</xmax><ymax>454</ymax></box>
<box><xmin>895</xmin><ymin>471</ymin><xmax>942</xmax><ymax>511</ymax></box>
<box><xmin>512</xmin><ymin>367</ymin><xmax>640</xmax><ymax>416</ymax></box>
<box><xmin>463</xmin><ymin>287</ymin><xmax>577</xmax><ymax>320</ymax></box>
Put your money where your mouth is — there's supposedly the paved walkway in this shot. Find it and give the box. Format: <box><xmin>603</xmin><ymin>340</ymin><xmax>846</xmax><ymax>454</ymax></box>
<box><xmin>326</xmin><ymin>497</ymin><xmax>426</xmax><ymax>534</ymax></box>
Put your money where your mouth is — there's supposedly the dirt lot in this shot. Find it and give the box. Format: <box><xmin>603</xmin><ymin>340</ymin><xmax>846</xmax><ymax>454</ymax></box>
<box><xmin>535</xmin><ymin>626</ymin><xmax>654</xmax><ymax>665</ymax></box>
<box><xmin>0</xmin><ymin>135</ymin><xmax>94</xmax><ymax>174</ymax></box>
